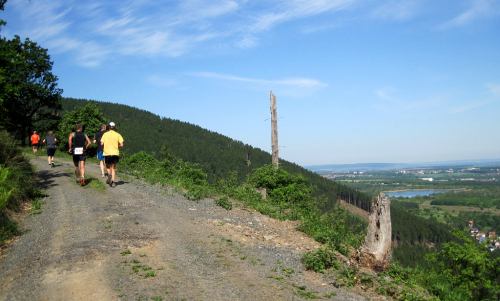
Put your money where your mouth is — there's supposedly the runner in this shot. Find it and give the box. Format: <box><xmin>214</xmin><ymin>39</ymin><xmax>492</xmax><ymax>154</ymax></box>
<box><xmin>93</xmin><ymin>124</ymin><xmax>107</xmax><ymax>178</ymax></box>
<box><xmin>42</xmin><ymin>131</ymin><xmax>57</xmax><ymax>167</ymax></box>
<box><xmin>100</xmin><ymin>122</ymin><xmax>124</xmax><ymax>188</ymax></box>
<box><xmin>30</xmin><ymin>131</ymin><xmax>40</xmax><ymax>156</ymax></box>
<box><xmin>68</xmin><ymin>124</ymin><xmax>91</xmax><ymax>186</ymax></box>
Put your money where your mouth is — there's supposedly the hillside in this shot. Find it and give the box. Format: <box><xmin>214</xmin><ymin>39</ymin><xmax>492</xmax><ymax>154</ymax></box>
<box><xmin>60</xmin><ymin>98</ymin><xmax>464</xmax><ymax>269</ymax></box>
<box><xmin>0</xmin><ymin>155</ymin><xmax>367</xmax><ymax>300</ymax></box>
<box><xmin>61</xmin><ymin>97</ymin><xmax>372</xmax><ymax>212</ymax></box>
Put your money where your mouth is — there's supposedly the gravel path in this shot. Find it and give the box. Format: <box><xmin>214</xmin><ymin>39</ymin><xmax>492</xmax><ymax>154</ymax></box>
<box><xmin>0</xmin><ymin>155</ymin><xmax>370</xmax><ymax>301</ymax></box>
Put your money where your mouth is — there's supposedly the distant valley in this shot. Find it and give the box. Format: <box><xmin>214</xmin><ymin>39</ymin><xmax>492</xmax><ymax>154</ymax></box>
<box><xmin>304</xmin><ymin>159</ymin><xmax>500</xmax><ymax>173</ymax></box>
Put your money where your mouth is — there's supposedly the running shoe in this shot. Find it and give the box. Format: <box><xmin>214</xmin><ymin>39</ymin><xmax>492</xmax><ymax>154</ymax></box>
<box><xmin>106</xmin><ymin>175</ymin><xmax>112</xmax><ymax>184</ymax></box>
<box><xmin>76</xmin><ymin>178</ymin><xmax>81</xmax><ymax>184</ymax></box>
<box><xmin>81</xmin><ymin>178</ymin><xmax>85</xmax><ymax>186</ymax></box>
<box><xmin>111</xmin><ymin>181</ymin><xmax>116</xmax><ymax>188</ymax></box>
<box><xmin>51</xmin><ymin>162</ymin><xmax>55</xmax><ymax>167</ymax></box>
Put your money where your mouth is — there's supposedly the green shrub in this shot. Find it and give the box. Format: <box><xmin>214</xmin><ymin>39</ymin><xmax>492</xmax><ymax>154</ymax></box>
<box><xmin>0</xmin><ymin>166</ymin><xmax>14</xmax><ymax>211</ymax></box>
<box><xmin>0</xmin><ymin>129</ymin><xmax>40</xmax><ymax>246</ymax></box>
<box><xmin>215</xmin><ymin>196</ymin><xmax>232</xmax><ymax>210</ymax></box>
<box><xmin>299</xmin><ymin>206</ymin><xmax>364</xmax><ymax>255</ymax></box>
<box><xmin>301</xmin><ymin>247</ymin><xmax>339</xmax><ymax>273</ymax></box>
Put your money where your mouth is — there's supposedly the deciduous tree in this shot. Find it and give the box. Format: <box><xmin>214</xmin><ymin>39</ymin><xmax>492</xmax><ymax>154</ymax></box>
<box><xmin>56</xmin><ymin>101</ymin><xmax>108</xmax><ymax>151</ymax></box>
<box><xmin>0</xmin><ymin>35</ymin><xmax>62</xmax><ymax>144</ymax></box>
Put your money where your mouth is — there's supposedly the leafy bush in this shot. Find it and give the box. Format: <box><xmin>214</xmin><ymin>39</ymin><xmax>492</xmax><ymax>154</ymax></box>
<box><xmin>301</xmin><ymin>247</ymin><xmax>338</xmax><ymax>272</ymax></box>
<box><xmin>424</xmin><ymin>229</ymin><xmax>500</xmax><ymax>300</ymax></box>
<box><xmin>122</xmin><ymin>152</ymin><xmax>212</xmax><ymax>201</ymax></box>
<box><xmin>125</xmin><ymin>151</ymin><xmax>159</xmax><ymax>168</ymax></box>
<box><xmin>0</xmin><ymin>129</ymin><xmax>41</xmax><ymax>246</ymax></box>
<box><xmin>246</xmin><ymin>164</ymin><xmax>315</xmax><ymax>219</ymax></box>
<box><xmin>215</xmin><ymin>196</ymin><xmax>232</xmax><ymax>210</ymax></box>
<box><xmin>0</xmin><ymin>166</ymin><xmax>14</xmax><ymax>211</ymax></box>
<box><xmin>299</xmin><ymin>206</ymin><xmax>365</xmax><ymax>255</ymax></box>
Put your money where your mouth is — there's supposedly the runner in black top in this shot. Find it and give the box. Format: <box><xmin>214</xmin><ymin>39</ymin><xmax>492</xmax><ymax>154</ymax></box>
<box><xmin>68</xmin><ymin>124</ymin><xmax>91</xmax><ymax>186</ymax></box>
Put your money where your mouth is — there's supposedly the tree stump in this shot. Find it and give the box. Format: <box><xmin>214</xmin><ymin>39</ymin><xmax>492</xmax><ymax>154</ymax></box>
<box><xmin>357</xmin><ymin>193</ymin><xmax>392</xmax><ymax>271</ymax></box>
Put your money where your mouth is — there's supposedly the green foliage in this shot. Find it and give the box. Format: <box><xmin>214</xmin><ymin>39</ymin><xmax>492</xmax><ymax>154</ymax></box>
<box><xmin>429</xmin><ymin>187</ymin><xmax>500</xmax><ymax>209</ymax></box>
<box><xmin>0</xmin><ymin>35</ymin><xmax>62</xmax><ymax>144</ymax></box>
<box><xmin>55</xmin><ymin>101</ymin><xmax>108</xmax><ymax>153</ymax></box>
<box><xmin>0</xmin><ymin>166</ymin><xmax>13</xmax><ymax>210</ymax></box>
<box><xmin>122</xmin><ymin>152</ymin><xmax>211</xmax><ymax>201</ymax></box>
<box><xmin>246</xmin><ymin>164</ymin><xmax>315</xmax><ymax>219</ymax></box>
<box><xmin>301</xmin><ymin>247</ymin><xmax>339</xmax><ymax>273</ymax></box>
<box><xmin>423</xmin><ymin>229</ymin><xmax>500</xmax><ymax>300</ymax></box>
<box><xmin>299</xmin><ymin>206</ymin><xmax>366</xmax><ymax>255</ymax></box>
<box><xmin>214</xmin><ymin>195</ymin><xmax>232</xmax><ymax>210</ymax></box>
<box><xmin>0</xmin><ymin>129</ymin><xmax>40</xmax><ymax>246</ymax></box>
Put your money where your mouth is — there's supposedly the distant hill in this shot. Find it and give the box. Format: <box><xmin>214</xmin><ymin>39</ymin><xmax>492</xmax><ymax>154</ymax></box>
<box><xmin>305</xmin><ymin>159</ymin><xmax>500</xmax><ymax>173</ymax></box>
<box><xmin>61</xmin><ymin>98</ymin><xmax>372</xmax><ymax>212</ymax></box>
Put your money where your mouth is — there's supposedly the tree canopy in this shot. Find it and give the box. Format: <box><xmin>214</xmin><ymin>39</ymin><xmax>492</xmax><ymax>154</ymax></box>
<box><xmin>55</xmin><ymin>101</ymin><xmax>108</xmax><ymax>152</ymax></box>
<box><xmin>0</xmin><ymin>34</ymin><xmax>63</xmax><ymax>144</ymax></box>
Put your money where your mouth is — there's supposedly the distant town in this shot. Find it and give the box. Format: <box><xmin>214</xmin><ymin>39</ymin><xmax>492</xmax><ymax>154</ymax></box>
<box><xmin>320</xmin><ymin>167</ymin><xmax>499</xmax><ymax>182</ymax></box>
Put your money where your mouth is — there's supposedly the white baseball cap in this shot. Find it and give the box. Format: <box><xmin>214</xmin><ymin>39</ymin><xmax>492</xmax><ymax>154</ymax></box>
<box><xmin>109</xmin><ymin>122</ymin><xmax>115</xmax><ymax>127</ymax></box>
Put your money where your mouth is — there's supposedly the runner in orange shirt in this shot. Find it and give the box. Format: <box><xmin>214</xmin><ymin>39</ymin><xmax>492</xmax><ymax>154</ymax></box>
<box><xmin>30</xmin><ymin>131</ymin><xmax>40</xmax><ymax>156</ymax></box>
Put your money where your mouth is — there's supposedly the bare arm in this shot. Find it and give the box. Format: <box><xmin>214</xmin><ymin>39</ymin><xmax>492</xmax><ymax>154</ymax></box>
<box><xmin>85</xmin><ymin>135</ymin><xmax>92</xmax><ymax>150</ymax></box>
<box><xmin>68</xmin><ymin>133</ymin><xmax>74</xmax><ymax>153</ymax></box>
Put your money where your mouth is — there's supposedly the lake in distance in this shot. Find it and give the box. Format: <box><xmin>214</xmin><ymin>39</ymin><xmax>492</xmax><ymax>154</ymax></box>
<box><xmin>383</xmin><ymin>190</ymin><xmax>456</xmax><ymax>198</ymax></box>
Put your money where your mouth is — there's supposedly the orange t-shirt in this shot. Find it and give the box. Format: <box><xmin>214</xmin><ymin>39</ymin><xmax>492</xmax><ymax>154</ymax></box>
<box><xmin>31</xmin><ymin>134</ymin><xmax>40</xmax><ymax>144</ymax></box>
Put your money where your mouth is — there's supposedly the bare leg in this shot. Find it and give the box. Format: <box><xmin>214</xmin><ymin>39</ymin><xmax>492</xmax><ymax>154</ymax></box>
<box><xmin>100</xmin><ymin>160</ymin><xmax>105</xmax><ymax>176</ymax></box>
<box><xmin>111</xmin><ymin>163</ymin><xmax>117</xmax><ymax>183</ymax></box>
<box><xmin>80</xmin><ymin>160</ymin><xmax>86</xmax><ymax>178</ymax></box>
<box><xmin>74</xmin><ymin>162</ymin><xmax>80</xmax><ymax>178</ymax></box>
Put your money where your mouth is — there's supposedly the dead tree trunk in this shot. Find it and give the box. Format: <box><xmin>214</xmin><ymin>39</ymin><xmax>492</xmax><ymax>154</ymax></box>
<box><xmin>356</xmin><ymin>193</ymin><xmax>392</xmax><ymax>271</ymax></box>
<box><xmin>270</xmin><ymin>91</ymin><xmax>278</xmax><ymax>170</ymax></box>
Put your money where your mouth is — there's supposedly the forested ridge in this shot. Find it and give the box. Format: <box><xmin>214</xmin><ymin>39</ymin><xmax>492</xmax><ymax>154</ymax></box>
<box><xmin>60</xmin><ymin>98</ymin><xmax>460</xmax><ymax>254</ymax></box>
<box><xmin>61</xmin><ymin>97</ymin><xmax>372</xmax><ymax>213</ymax></box>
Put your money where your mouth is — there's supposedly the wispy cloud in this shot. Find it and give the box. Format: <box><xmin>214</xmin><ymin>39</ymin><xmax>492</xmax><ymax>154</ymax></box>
<box><xmin>248</xmin><ymin>0</ymin><xmax>354</xmax><ymax>32</ymax></box>
<box><xmin>375</xmin><ymin>87</ymin><xmax>447</xmax><ymax>112</ymax></box>
<box><xmin>4</xmin><ymin>0</ymin><xmax>358</xmax><ymax>67</ymax></box>
<box><xmin>439</xmin><ymin>0</ymin><xmax>500</xmax><ymax>29</ymax></box>
<box><xmin>486</xmin><ymin>83</ymin><xmax>500</xmax><ymax>97</ymax></box>
<box><xmin>370</xmin><ymin>0</ymin><xmax>422</xmax><ymax>21</ymax></box>
<box><xmin>450</xmin><ymin>84</ymin><xmax>499</xmax><ymax>113</ymax></box>
<box><xmin>188</xmin><ymin>71</ymin><xmax>328</xmax><ymax>89</ymax></box>
<box><xmin>450</xmin><ymin>99</ymin><xmax>494</xmax><ymax>113</ymax></box>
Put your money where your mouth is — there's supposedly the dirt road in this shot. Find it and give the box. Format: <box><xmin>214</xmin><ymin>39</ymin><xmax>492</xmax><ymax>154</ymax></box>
<box><xmin>0</xmin><ymin>156</ymin><xmax>368</xmax><ymax>300</ymax></box>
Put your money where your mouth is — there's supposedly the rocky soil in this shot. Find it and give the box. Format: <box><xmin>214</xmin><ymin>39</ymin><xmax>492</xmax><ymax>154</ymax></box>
<box><xmin>0</xmin><ymin>155</ymin><xmax>378</xmax><ymax>301</ymax></box>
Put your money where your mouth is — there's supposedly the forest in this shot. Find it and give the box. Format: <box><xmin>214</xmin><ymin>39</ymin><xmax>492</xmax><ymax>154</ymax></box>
<box><xmin>58</xmin><ymin>98</ymin><xmax>465</xmax><ymax>268</ymax></box>
<box><xmin>61</xmin><ymin>97</ymin><xmax>373</xmax><ymax>213</ymax></box>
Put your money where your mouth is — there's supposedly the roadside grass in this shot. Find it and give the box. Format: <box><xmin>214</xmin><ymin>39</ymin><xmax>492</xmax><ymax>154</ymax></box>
<box><xmin>0</xmin><ymin>132</ymin><xmax>41</xmax><ymax>247</ymax></box>
<box><xmin>83</xmin><ymin>176</ymin><xmax>106</xmax><ymax>190</ymax></box>
<box><xmin>29</xmin><ymin>196</ymin><xmax>45</xmax><ymax>215</ymax></box>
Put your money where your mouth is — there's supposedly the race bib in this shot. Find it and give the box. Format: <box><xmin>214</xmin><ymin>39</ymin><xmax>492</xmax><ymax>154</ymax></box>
<box><xmin>74</xmin><ymin>147</ymin><xmax>84</xmax><ymax>155</ymax></box>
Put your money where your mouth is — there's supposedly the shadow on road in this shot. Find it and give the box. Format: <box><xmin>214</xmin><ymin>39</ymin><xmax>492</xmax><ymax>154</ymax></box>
<box><xmin>35</xmin><ymin>169</ymin><xmax>71</xmax><ymax>190</ymax></box>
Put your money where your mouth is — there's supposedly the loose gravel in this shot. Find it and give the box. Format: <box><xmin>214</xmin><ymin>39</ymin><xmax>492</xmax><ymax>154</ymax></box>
<box><xmin>0</xmin><ymin>155</ymin><xmax>373</xmax><ymax>301</ymax></box>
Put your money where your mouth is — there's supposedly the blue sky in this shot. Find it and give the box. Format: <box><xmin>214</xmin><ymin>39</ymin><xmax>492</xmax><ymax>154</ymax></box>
<box><xmin>2</xmin><ymin>0</ymin><xmax>500</xmax><ymax>166</ymax></box>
